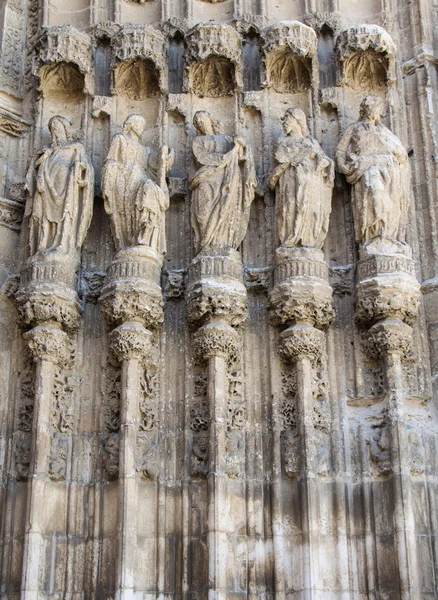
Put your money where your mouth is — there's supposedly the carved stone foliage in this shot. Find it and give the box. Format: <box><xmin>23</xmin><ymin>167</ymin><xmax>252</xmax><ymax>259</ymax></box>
<box><xmin>111</xmin><ymin>25</ymin><xmax>167</xmax><ymax>94</ymax></box>
<box><xmin>190</xmin><ymin>111</ymin><xmax>256</xmax><ymax>253</ymax></box>
<box><xmin>335</xmin><ymin>25</ymin><xmax>396</xmax><ymax>90</ymax></box>
<box><xmin>0</xmin><ymin>197</ymin><xmax>24</xmax><ymax>231</ymax></box>
<box><xmin>190</xmin><ymin>369</ymin><xmax>209</xmax><ymax>478</ymax></box>
<box><xmin>336</xmin><ymin>96</ymin><xmax>411</xmax><ymax>246</ymax></box>
<box><xmin>312</xmin><ymin>362</ymin><xmax>331</xmax><ymax>476</ymax></box>
<box><xmin>109</xmin><ymin>322</ymin><xmax>154</xmax><ymax>364</ymax></box>
<box><xmin>185</xmin><ymin>24</ymin><xmax>242</xmax><ymax>95</ymax></box>
<box><xmin>24</xmin><ymin>325</ymin><xmax>69</xmax><ymax>365</ymax></box>
<box><xmin>304</xmin><ymin>12</ymin><xmax>342</xmax><ymax>34</ymax></box>
<box><xmin>193</xmin><ymin>322</ymin><xmax>240</xmax><ymax>365</ymax></box>
<box><xmin>49</xmin><ymin>355</ymin><xmax>78</xmax><ymax>481</ymax></box>
<box><xmin>34</xmin><ymin>26</ymin><xmax>92</xmax><ymax>93</ymax></box>
<box><xmin>364</xmin><ymin>319</ymin><xmax>413</xmax><ymax>360</ymax></box>
<box><xmin>14</xmin><ymin>361</ymin><xmax>35</xmax><ymax>480</ymax></box>
<box><xmin>366</xmin><ymin>414</ymin><xmax>392</xmax><ymax>476</ymax></box>
<box><xmin>279</xmin><ymin>366</ymin><xmax>300</xmax><ymax>478</ymax></box>
<box><xmin>25</xmin><ymin>115</ymin><xmax>94</xmax><ymax>258</ymax></box>
<box><xmin>102</xmin><ymin>363</ymin><xmax>121</xmax><ymax>480</ymax></box>
<box><xmin>225</xmin><ymin>367</ymin><xmax>246</xmax><ymax>479</ymax></box>
<box><xmin>0</xmin><ymin>110</ymin><xmax>30</xmax><ymax>138</ymax></box>
<box><xmin>279</xmin><ymin>323</ymin><xmax>325</xmax><ymax>364</ymax></box>
<box><xmin>0</xmin><ymin>0</ymin><xmax>25</xmax><ymax>96</ymax></box>
<box><xmin>102</xmin><ymin>115</ymin><xmax>173</xmax><ymax>254</ymax></box>
<box><xmin>269</xmin><ymin>108</ymin><xmax>334</xmax><ymax>250</ymax></box>
<box><xmin>263</xmin><ymin>21</ymin><xmax>317</xmax><ymax>92</ymax></box>
<box><xmin>137</xmin><ymin>368</ymin><xmax>160</xmax><ymax>480</ymax></box>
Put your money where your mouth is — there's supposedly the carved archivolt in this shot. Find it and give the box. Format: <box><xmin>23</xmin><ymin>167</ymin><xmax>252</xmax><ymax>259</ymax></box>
<box><xmin>111</xmin><ymin>24</ymin><xmax>167</xmax><ymax>95</ymax></box>
<box><xmin>335</xmin><ymin>24</ymin><xmax>396</xmax><ymax>90</ymax></box>
<box><xmin>262</xmin><ymin>21</ymin><xmax>318</xmax><ymax>92</ymax></box>
<box><xmin>185</xmin><ymin>24</ymin><xmax>242</xmax><ymax>96</ymax></box>
<box><xmin>33</xmin><ymin>25</ymin><xmax>92</xmax><ymax>94</ymax></box>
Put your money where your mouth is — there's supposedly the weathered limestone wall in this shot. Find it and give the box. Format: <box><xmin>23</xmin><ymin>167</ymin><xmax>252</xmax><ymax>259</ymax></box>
<box><xmin>0</xmin><ymin>0</ymin><xmax>437</xmax><ymax>598</ymax></box>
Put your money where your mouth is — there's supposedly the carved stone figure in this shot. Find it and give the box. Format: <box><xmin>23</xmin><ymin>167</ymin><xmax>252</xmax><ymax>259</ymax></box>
<box><xmin>102</xmin><ymin>114</ymin><xmax>174</xmax><ymax>253</ymax></box>
<box><xmin>190</xmin><ymin>111</ymin><xmax>256</xmax><ymax>253</ymax></box>
<box><xmin>269</xmin><ymin>108</ymin><xmax>334</xmax><ymax>249</ymax></box>
<box><xmin>336</xmin><ymin>95</ymin><xmax>410</xmax><ymax>245</ymax></box>
<box><xmin>25</xmin><ymin>116</ymin><xmax>94</xmax><ymax>257</ymax></box>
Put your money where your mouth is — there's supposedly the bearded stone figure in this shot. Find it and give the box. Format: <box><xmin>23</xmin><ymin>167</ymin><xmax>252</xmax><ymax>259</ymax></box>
<box><xmin>336</xmin><ymin>95</ymin><xmax>410</xmax><ymax>245</ymax></box>
<box><xmin>25</xmin><ymin>115</ymin><xmax>94</xmax><ymax>257</ymax></box>
<box><xmin>190</xmin><ymin>110</ymin><xmax>257</xmax><ymax>253</ymax></box>
<box><xmin>102</xmin><ymin>114</ymin><xmax>174</xmax><ymax>253</ymax></box>
<box><xmin>269</xmin><ymin>108</ymin><xmax>334</xmax><ymax>249</ymax></box>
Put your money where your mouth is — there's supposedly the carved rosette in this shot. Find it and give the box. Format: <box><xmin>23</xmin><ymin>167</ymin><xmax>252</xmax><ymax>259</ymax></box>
<box><xmin>33</xmin><ymin>25</ymin><xmax>93</xmax><ymax>93</ymax></box>
<box><xmin>278</xmin><ymin>323</ymin><xmax>325</xmax><ymax>364</ymax></box>
<box><xmin>24</xmin><ymin>325</ymin><xmax>69</xmax><ymax>366</ymax></box>
<box><xmin>364</xmin><ymin>319</ymin><xmax>413</xmax><ymax>360</ymax></box>
<box><xmin>187</xmin><ymin>249</ymin><xmax>248</xmax><ymax>327</ymax></box>
<box><xmin>193</xmin><ymin>322</ymin><xmax>240</xmax><ymax>365</ymax></box>
<box><xmin>185</xmin><ymin>24</ymin><xmax>242</xmax><ymax>95</ymax></box>
<box><xmin>270</xmin><ymin>247</ymin><xmax>335</xmax><ymax>330</ymax></box>
<box><xmin>99</xmin><ymin>246</ymin><xmax>164</xmax><ymax>329</ymax></box>
<box><xmin>262</xmin><ymin>21</ymin><xmax>318</xmax><ymax>91</ymax></box>
<box><xmin>111</xmin><ymin>24</ymin><xmax>167</xmax><ymax>94</ymax></box>
<box><xmin>16</xmin><ymin>254</ymin><xmax>81</xmax><ymax>332</ymax></box>
<box><xmin>335</xmin><ymin>24</ymin><xmax>396</xmax><ymax>89</ymax></box>
<box><xmin>356</xmin><ymin>246</ymin><xmax>420</xmax><ymax>326</ymax></box>
<box><xmin>109</xmin><ymin>322</ymin><xmax>155</xmax><ymax>365</ymax></box>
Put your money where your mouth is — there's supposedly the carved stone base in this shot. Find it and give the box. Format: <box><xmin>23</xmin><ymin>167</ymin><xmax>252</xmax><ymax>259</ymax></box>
<box><xmin>270</xmin><ymin>247</ymin><xmax>334</xmax><ymax>329</ymax></box>
<box><xmin>100</xmin><ymin>245</ymin><xmax>164</xmax><ymax>328</ymax></box>
<box><xmin>187</xmin><ymin>248</ymin><xmax>247</xmax><ymax>327</ymax></box>
<box><xmin>356</xmin><ymin>238</ymin><xmax>420</xmax><ymax>325</ymax></box>
<box><xmin>16</xmin><ymin>252</ymin><xmax>81</xmax><ymax>332</ymax></box>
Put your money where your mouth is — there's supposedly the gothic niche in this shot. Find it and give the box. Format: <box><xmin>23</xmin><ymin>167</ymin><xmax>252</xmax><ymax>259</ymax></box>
<box><xmin>343</xmin><ymin>50</ymin><xmax>388</xmax><ymax>91</ymax></box>
<box><xmin>265</xmin><ymin>48</ymin><xmax>311</xmax><ymax>93</ymax></box>
<box><xmin>114</xmin><ymin>58</ymin><xmax>159</xmax><ymax>100</ymax></box>
<box><xmin>39</xmin><ymin>62</ymin><xmax>85</xmax><ymax>96</ymax></box>
<box><xmin>191</xmin><ymin>56</ymin><xmax>235</xmax><ymax>97</ymax></box>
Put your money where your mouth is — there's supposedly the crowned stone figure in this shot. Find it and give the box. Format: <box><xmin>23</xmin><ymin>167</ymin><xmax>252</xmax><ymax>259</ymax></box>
<box><xmin>25</xmin><ymin>115</ymin><xmax>94</xmax><ymax>257</ymax></box>
<box><xmin>190</xmin><ymin>111</ymin><xmax>257</xmax><ymax>253</ymax></box>
<box><xmin>269</xmin><ymin>107</ymin><xmax>334</xmax><ymax>250</ymax></box>
<box><xmin>102</xmin><ymin>114</ymin><xmax>174</xmax><ymax>254</ymax></box>
<box><xmin>336</xmin><ymin>95</ymin><xmax>411</xmax><ymax>245</ymax></box>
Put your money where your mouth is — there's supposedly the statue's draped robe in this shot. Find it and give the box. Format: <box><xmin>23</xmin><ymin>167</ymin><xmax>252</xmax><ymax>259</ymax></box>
<box><xmin>102</xmin><ymin>133</ymin><xmax>168</xmax><ymax>253</ymax></box>
<box><xmin>25</xmin><ymin>143</ymin><xmax>94</xmax><ymax>256</ymax></box>
<box><xmin>190</xmin><ymin>134</ymin><xmax>257</xmax><ymax>251</ymax></box>
<box><xmin>336</xmin><ymin>121</ymin><xmax>410</xmax><ymax>244</ymax></box>
<box><xmin>269</xmin><ymin>135</ymin><xmax>334</xmax><ymax>249</ymax></box>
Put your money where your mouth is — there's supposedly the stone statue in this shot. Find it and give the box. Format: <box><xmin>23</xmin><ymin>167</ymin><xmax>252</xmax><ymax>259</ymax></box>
<box><xmin>102</xmin><ymin>114</ymin><xmax>174</xmax><ymax>253</ymax></box>
<box><xmin>190</xmin><ymin>111</ymin><xmax>257</xmax><ymax>253</ymax></box>
<box><xmin>336</xmin><ymin>95</ymin><xmax>410</xmax><ymax>245</ymax></box>
<box><xmin>268</xmin><ymin>108</ymin><xmax>334</xmax><ymax>249</ymax></box>
<box><xmin>25</xmin><ymin>115</ymin><xmax>94</xmax><ymax>257</ymax></box>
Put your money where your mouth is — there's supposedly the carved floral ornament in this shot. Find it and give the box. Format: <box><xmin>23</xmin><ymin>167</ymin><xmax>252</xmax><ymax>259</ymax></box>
<box><xmin>33</xmin><ymin>25</ymin><xmax>93</xmax><ymax>94</ymax></box>
<box><xmin>335</xmin><ymin>24</ymin><xmax>396</xmax><ymax>90</ymax></box>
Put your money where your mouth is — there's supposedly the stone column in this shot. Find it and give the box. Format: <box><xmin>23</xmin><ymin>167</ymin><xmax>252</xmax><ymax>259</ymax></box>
<box><xmin>99</xmin><ymin>245</ymin><xmax>164</xmax><ymax>600</ymax></box>
<box><xmin>187</xmin><ymin>248</ymin><xmax>246</xmax><ymax>599</ymax></box>
<box><xmin>15</xmin><ymin>252</ymin><xmax>80</xmax><ymax>599</ymax></box>
<box><xmin>270</xmin><ymin>246</ymin><xmax>334</xmax><ymax>595</ymax></box>
<box><xmin>356</xmin><ymin>239</ymin><xmax>421</xmax><ymax>598</ymax></box>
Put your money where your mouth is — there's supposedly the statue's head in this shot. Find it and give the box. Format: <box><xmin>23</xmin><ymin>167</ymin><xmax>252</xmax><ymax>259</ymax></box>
<box><xmin>282</xmin><ymin>108</ymin><xmax>308</xmax><ymax>137</ymax></box>
<box><xmin>193</xmin><ymin>111</ymin><xmax>223</xmax><ymax>136</ymax></box>
<box><xmin>123</xmin><ymin>114</ymin><xmax>146</xmax><ymax>138</ymax></box>
<box><xmin>48</xmin><ymin>115</ymin><xmax>71</xmax><ymax>144</ymax></box>
<box><xmin>359</xmin><ymin>95</ymin><xmax>382</xmax><ymax>123</ymax></box>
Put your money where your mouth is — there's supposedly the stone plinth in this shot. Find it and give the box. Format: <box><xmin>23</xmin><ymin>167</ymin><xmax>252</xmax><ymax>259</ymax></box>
<box><xmin>187</xmin><ymin>247</ymin><xmax>247</xmax><ymax>327</ymax></box>
<box><xmin>99</xmin><ymin>245</ymin><xmax>164</xmax><ymax>328</ymax></box>
<box><xmin>270</xmin><ymin>246</ymin><xmax>334</xmax><ymax>330</ymax></box>
<box><xmin>16</xmin><ymin>251</ymin><xmax>81</xmax><ymax>332</ymax></box>
<box><xmin>356</xmin><ymin>238</ymin><xmax>420</xmax><ymax>326</ymax></box>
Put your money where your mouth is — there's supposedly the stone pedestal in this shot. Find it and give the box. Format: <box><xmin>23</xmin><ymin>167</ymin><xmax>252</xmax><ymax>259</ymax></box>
<box><xmin>187</xmin><ymin>248</ymin><xmax>246</xmax><ymax>599</ymax></box>
<box><xmin>269</xmin><ymin>246</ymin><xmax>335</xmax><ymax>595</ymax></box>
<box><xmin>99</xmin><ymin>245</ymin><xmax>163</xmax><ymax>600</ymax></box>
<box><xmin>356</xmin><ymin>238</ymin><xmax>421</xmax><ymax>598</ymax></box>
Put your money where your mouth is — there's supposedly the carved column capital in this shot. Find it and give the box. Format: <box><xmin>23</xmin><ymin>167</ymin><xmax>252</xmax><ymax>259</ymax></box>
<box><xmin>23</xmin><ymin>325</ymin><xmax>69</xmax><ymax>365</ymax></box>
<box><xmin>278</xmin><ymin>323</ymin><xmax>325</xmax><ymax>364</ymax></box>
<box><xmin>193</xmin><ymin>322</ymin><xmax>240</xmax><ymax>364</ymax></box>
<box><xmin>364</xmin><ymin>318</ymin><xmax>413</xmax><ymax>360</ymax></box>
<box><xmin>109</xmin><ymin>322</ymin><xmax>155</xmax><ymax>364</ymax></box>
